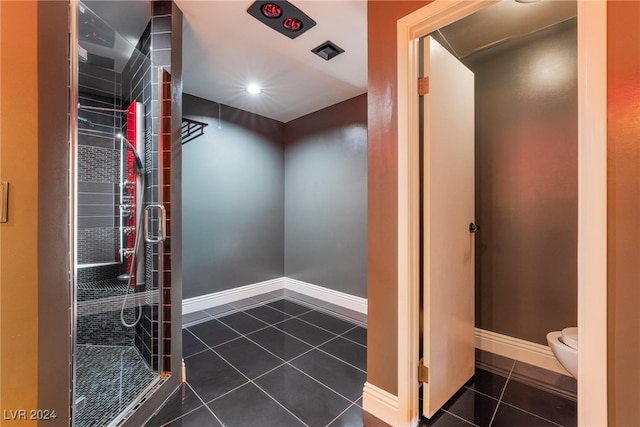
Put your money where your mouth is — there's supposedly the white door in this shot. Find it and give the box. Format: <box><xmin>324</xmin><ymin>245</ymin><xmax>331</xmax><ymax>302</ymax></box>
<box><xmin>421</xmin><ymin>36</ymin><xmax>476</xmax><ymax>419</ymax></box>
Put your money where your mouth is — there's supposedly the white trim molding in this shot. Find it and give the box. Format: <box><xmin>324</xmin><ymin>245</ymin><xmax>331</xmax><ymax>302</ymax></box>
<box><xmin>182</xmin><ymin>277</ymin><xmax>367</xmax><ymax>316</ymax></box>
<box><xmin>362</xmin><ymin>382</ymin><xmax>401</xmax><ymax>427</ymax></box>
<box><xmin>474</xmin><ymin>328</ymin><xmax>570</xmax><ymax>376</ymax></box>
<box><xmin>576</xmin><ymin>1</ymin><xmax>608</xmax><ymax>425</ymax></box>
<box><xmin>182</xmin><ymin>277</ymin><xmax>284</xmax><ymax>314</ymax></box>
<box><xmin>396</xmin><ymin>1</ymin><xmax>607</xmax><ymax>425</ymax></box>
<box><xmin>283</xmin><ymin>278</ymin><xmax>367</xmax><ymax>314</ymax></box>
<box><xmin>396</xmin><ymin>2</ymin><xmax>497</xmax><ymax>425</ymax></box>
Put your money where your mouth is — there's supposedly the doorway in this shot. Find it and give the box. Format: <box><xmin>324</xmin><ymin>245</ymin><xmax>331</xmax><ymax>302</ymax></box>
<box><xmin>396</xmin><ymin>1</ymin><xmax>607</xmax><ymax>425</ymax></box>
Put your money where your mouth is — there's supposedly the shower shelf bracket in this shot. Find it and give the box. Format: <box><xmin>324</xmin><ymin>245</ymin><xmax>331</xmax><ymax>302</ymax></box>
<box><xmin>181</xmin><ymin>118</ymin><xmax>208</xmax><ymax>145</ymax></box>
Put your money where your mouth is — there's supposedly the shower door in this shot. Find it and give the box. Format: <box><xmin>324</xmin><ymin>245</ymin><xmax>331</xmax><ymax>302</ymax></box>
<box><xmin>70</xmin><ymin>2</ymin><xmax>170</xmax><ymax>426</ymax></box>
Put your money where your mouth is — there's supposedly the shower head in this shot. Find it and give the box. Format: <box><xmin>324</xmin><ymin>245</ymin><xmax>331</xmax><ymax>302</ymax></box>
<box><xmin>118</xmin><ymin>134</ymin><xmax>144</xmax><ymax>175</ymax></box>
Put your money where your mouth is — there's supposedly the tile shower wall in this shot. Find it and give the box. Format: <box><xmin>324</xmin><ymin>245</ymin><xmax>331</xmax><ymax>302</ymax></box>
<box><xmin>76</xmin><ymin>59</ymin><xmax>130</xmax><ymax>347</ymax></box>
<box><xmin>144</xmin><ymin>0</ymin><xmax>175</xmax><ymax>372</ymax></box>
<box><xmin>77</xmin><ymin>280</ymin><xmax>136</xmax><ymax>346</ymax></box>
<box><xmin>119</xmin><ymin>0</ymin><xmax>176</xmax><ymax>370</ymax></box>
<box><xmin>120</xmin><ymin>19</ymin><xmax>157</xmax><ymax>368</ymax></box>
<box><xmin>77</xmin><ymin>61</ymin><xmax>122</xmax><ymax>267</ymax></box>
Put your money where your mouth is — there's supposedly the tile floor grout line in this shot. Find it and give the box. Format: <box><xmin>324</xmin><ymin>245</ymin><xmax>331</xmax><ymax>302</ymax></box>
<box><xmin>213</xmin><ymin>306</ymin><xmax>364</xmax><ymax>408</ymax></box>
<box><xmin>216</xmin><ymin>315</ymin><xmax>273</xmax><ymax>339</ymax></box>
<box><xmin>209</xmin><ymin>305</ymin><xmax>337</xmax><ymax>367</ymax></box>
<box><xmin>270</xmin><ymin>327</ymin><xmax>366</xmax><ymax>375</ymax></box>
<box><xmin>488</xmin><ymin>359</ymin><xmax>516</xmax><ymax>427</ymax></box>
<box><xmin>158</xmin><ymin>405</ymin><xmax>206</xmax><ymax>427</ymax></box>
<box><xmin>285</xmin><ymin>360</ymin><xmax>362</xmax><ymax>406</ymax></box>
<box><xmin>266</xmin><ymin>307</ymin><xmax>360</xmax><ymax>342</ymax></box>
<box><xmin>156</xmin><ymin>382</ymin><xmax>227</xmax><ymax>427</ymax></box>
<box><xmin>180</xmin><ymin>296</ymin><xmax>366</xmax><ymax>426</ymax></box>
<box><xmin>335</xmin><ymin>323</ymin><xmax>368</xmax><ymax>348</ymax></box>
<box><xmin>258</xmin><ymin>294</ymin><xmax>365</xmax><ymax>326</ymax></box>
<box><xmin>190</xmin><ymin>316</ymin><xmax>277</xmax><ymax>352</ymax></box>
<box><xmin>198</xmin><ymin>335</ymin><xmax>312</xmax><ymax>427</ymax></box>
<box><xmin>324</xmin><ymin>401</ymin><xmax>358</xmax><ymax>427</ymax></box>
<box><xmin>240</xmin><ymin>303</ymin><xmax>297</xmax><ymax>324</ymax></box>
<box><xmin>311</xmin><ymin>336</ymin><xmax>367</xmax><ymax>374</ymax></box>
<box><xmin>441</xmin><ymin>408</ymin><xmax>480</xmax><ymax>426</ymax></box>
<box><xmin>216</xmin><ymin>322</ymin><xmax>302</xmax><ymax>366</ymax></box>
<box><xmin>217</xmin><ymin>301</ymin><xmax>367</xmax><ymax>376</ymax></box>
<box><xmin>185</xmin><ymin>381</ymin><xmax>228</xmax><ymax>427</ymax></box>
<box><xmin>246</xmin><ymin>378</ymin><xmax>311</xmax><ymax>427</ymax></box>
<box><xmin>498</xmin><ymin>400</ymin><xmax>566</xmax><ymax>427</ymax></box>
<box><xmin>461</xmin><ymin>384</ymin><xmax>502</xmax><ymax>402</ymax></box>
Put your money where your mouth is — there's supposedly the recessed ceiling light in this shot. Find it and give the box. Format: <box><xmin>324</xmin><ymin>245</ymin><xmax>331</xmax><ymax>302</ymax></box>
<box><xmin>261</xmin><ymin>3</ymin><xmax>282</xmax><ymax>19</ymax></box>
<box><xmin>282</xmin><ymin>17</ymin><xmax>303</xmax><ymax>32</ymax></box>
<box><xmin>246</xmin><ymin>83</ymin><xmax>262</xmax><ymax>95</ymax></box>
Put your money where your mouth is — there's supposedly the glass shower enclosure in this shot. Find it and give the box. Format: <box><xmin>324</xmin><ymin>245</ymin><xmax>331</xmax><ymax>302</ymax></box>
<box><xmin>70</xmin><ymin>2</ymin><xmax>171</xmax><ymax>426</ymax></box>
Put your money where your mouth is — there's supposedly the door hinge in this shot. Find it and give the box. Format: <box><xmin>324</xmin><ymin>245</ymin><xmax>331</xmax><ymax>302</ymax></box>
<box><xmin>418</xmin><ymin>363</ymin><xmax>429</xmax><ymax>383</ymax></box>
<box><xmin>418</xmin><ymin>77</ymin><xmax>429</xmax><ymax>96</ymax></box>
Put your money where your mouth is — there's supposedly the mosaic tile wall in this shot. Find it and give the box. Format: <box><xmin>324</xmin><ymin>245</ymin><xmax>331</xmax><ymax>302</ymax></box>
<box><xmin>76</xmin><ymin>280</ymin><xmax>136</xmax><ymax>346</ymax></box>
<box><xmin>77</xmin><ymin>227</ymin><xmax>120</xmax><ymax>265</ymax></box>
<box><xmin>77</xmin><ymin>61</ymin><xmax>122</xmax><ymax>267</ymax></box>
<box><xmin>76</xmin><ymin>12</ymin><xmax>152</xmax><ymax>353</ymax></box>
<box><xmin>75</xmin><ymin>0</ymin><xmax>175</xmax><ymax>371</ymax></box>
<box><xmin>77</xmin><ymin>263</ymin><xmax>121</xmax><ymax>283</ymax></box>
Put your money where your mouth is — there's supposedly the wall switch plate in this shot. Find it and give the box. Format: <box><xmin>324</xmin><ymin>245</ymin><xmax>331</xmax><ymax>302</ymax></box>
<box><xmin>0</xmin><ymin>182</ymin><xmax>8</xmax><ymax>223</ymax></box>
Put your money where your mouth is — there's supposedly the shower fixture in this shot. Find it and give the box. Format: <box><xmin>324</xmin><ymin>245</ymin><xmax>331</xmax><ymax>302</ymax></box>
<box><xmin>118</xmin><ymin>134</ymin><xmax>144</xmax><ymax>175</ymax></box>
<box><xmin>120</xmin><ymin>248</ymin><xmax>135</xmax><ymax>258</ymax></box>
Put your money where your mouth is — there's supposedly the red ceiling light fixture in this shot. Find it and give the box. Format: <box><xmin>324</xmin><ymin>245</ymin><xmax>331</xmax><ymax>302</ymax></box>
<box><xmin>282</xmin><ymin>17</ymin><xmax>303</xmax><ymax>32</ymax></box>
<box><xmin>247</xmin><ymin>1</ymin><xmax>316</xmax><ymax>39</ymax></box>
<box><xmin>260</xmin><ymin>3</ymin><xmax>282</xmax><ymax>19</ymax></box>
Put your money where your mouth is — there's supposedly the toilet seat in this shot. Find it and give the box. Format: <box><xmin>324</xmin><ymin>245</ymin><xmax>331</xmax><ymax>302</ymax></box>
<box><xmin>561</xmin><ymin>327</ymin><xmax>578</xmax><ymax>350</ymax></box>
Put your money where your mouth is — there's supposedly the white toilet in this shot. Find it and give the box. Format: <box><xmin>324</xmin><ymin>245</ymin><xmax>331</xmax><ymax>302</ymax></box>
<box><xmin>546</xmin><ymin>327</ymin><xmax>578</xmax><ymax>378</ymax></box>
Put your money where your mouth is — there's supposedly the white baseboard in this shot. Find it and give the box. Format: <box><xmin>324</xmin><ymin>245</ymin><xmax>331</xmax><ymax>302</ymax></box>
<box><xmin>182</xmin><ymin>276</ymin><xmax>367</xmax><ymax>316</ymax></box>
<box><xmin>283</xmin><ymin>277</ymin><xmax>368</xmax><ymax>314</ymax></box>
<box><xmin>362</xmin><ymin>382</ymin><xmax>401</xmax><ymax>427</ymax></box>
<box><xmin>182</xmin><ymin>277</ymin><xmax>284</xmax><ymax>314</ymax></box>
<box><xmin>475</xmin><ymin>328</ymin><xmax>571</xmax><ymax>376</ymax></box>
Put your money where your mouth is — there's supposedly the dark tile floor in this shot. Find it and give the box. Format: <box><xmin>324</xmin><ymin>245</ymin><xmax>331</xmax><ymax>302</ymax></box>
<box><xmin>420</xmin><ymin>351</ymin><xmax>577</xmax><ymax>427</ymax></box>
<box><xmin>145</xmin><ymin>290</ymin><xmax>577</xmax><ymax>427</ymax></box>
<box><xmin>146</xmin><ymin>290</ymin><xmax>366</xmax><ymax>427</ymax></box>
<box><xmin>75</xmin><ymin>345</ymin><xmax>157</xmax><ymax>427</ymax></box>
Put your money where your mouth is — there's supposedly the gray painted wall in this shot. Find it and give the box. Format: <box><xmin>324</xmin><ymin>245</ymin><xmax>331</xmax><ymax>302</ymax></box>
<box><xmin>284</xmin><ymin>95</ymin><xmax>368</xmax><ymax>298</ymax></box>
<box><xmin>182</xmin><ymin>94</ymin><xmax>285</xmax><ymax>299</ymax></box>
<box><xmin>182</xmin><ymin>94</ymin><xmax>368</xmax><ymax>300</ymax></box>
<box><xmin>465</xmin><ymin>19</ymin><xmax>578</xmax><ymax>345</ymax></box>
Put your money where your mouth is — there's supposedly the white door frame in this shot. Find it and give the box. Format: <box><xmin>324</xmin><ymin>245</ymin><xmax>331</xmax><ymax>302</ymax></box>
<box><xmin>395</xmin><ymin>1</ymin><xmax>607</xmax><ymax>426</ymax></box>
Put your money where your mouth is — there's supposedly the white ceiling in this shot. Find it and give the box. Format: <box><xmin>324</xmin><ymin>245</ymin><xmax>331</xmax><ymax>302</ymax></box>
<box><xmin>82</xmin><ymin>0</ymin><xmax>576</xmax><ymax>124</ymax></box>
<box><xmin>437</xmin><ymin>0</ymin><xmax>576</xmax><ymax>59</ymax></box>
<box><xmin>175</xmin><ymin>0</ymin><xmax>368</xmax><ymax>123</ymax></box>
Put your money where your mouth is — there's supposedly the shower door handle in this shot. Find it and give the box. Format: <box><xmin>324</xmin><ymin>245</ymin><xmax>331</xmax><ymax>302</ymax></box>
<box><xmin>144</xmin><ymin>204</ymin><xmax>166</xmax><ymax>243</ymax></box>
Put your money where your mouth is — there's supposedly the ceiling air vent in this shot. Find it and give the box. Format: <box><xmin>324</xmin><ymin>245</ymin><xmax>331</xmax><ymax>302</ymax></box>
<box><xmin>311</xmin><ymin>41</ymin><xmax>345</xmax><ymax>61</ymax></box>
<box><xmin>247</xmin><ymin>1</ymin><xmax>316</xmax><ymax>39</ymax></box>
